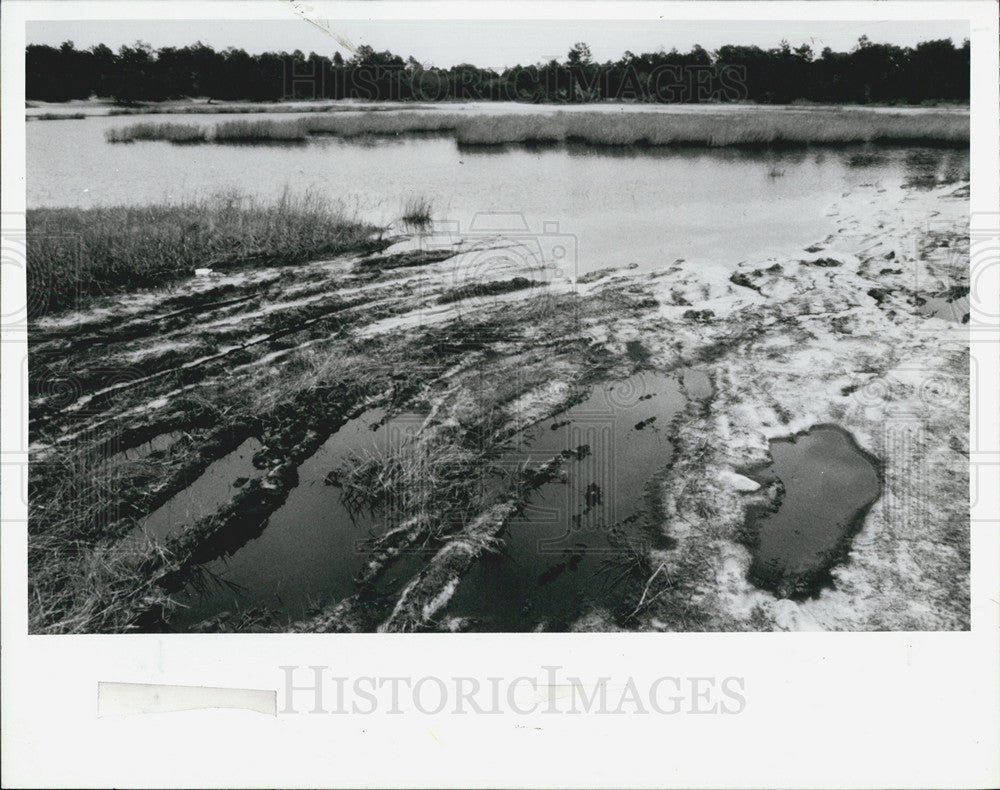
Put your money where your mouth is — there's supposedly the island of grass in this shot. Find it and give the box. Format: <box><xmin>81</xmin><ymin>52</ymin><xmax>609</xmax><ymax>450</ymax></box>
<box><xmin>103</xmin><ymin>106</ymin><xmax>970</xmax><ymax>149</ymax></box>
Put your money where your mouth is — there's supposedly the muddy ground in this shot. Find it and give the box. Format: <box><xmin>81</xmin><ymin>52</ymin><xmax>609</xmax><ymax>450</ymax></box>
<box><xmin>28</xmin><ymin>178</ymin><xmax>969</xmax><ymax>633</ymax></box>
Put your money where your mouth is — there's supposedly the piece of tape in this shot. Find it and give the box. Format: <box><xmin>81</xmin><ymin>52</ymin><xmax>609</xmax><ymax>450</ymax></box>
<box><xmin>97</xmin><ymin>682</ymin><xmax>276</xmax><ymax>716</ymax></box>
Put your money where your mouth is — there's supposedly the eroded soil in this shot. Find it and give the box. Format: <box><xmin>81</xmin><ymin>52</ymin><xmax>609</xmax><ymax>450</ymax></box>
<box><xmin>29</xmin><ymin>179</ymin><xmax>969</xmax><ymax>633</ymax></box>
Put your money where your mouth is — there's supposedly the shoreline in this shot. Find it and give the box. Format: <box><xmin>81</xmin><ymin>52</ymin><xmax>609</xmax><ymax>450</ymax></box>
<box><xmin>28</xmin><ymin>96</ymin><xmax>973</xmax><ymax>116</ymax></box>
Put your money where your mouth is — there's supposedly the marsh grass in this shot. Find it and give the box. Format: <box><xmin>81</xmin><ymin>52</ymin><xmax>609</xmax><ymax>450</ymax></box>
<box><xmin>107</xmin><ymin>103</ymin><xmax>440</xmax><ymax>116</ymax></box>
<box><xmin>107</xmin><ymin>107</ymin><xmax>969</xmax><ymax>148</ymax></box>
<box><xmin>105</xmin><ymin>121</ymin><xmax>208</xmax><ymax>143</ymax></box>
<box><xmin>454</xmin><ymin>109</ymin><xmax>969</xmax><ymax>148</ymax></box>
<box><xmin>401</xmin><ymin>194</ymin><xmax>433</xmax><ymax>227</ymax></box>
<box><xmin>338</xmin><ymin>410</ymin><xmax>510</xmax><ymax>541</ymax></box>
<box><xmin>30</xmin><ymin>112</ymin><xmax>87</xmax><ymax>121</ymax></box>
<box><xmin>27</xmin><ymin>191</ymin><xmax>375</xmax><ymax>317</ymax></box>
<box><xmin>28</xmin><ymin>440</ymin><xmax>195</xmax><ymax>633</ymax></box>
<box><xmin>213</xmin><ymin>119</ymin><xmax>308</xmax><ymax>142</ymax></box>
<box><xmin>302</xmin><ymin>112</ymin><xmax>463</xmax><ymax>138</ymax></box>
<box><xmin>340</xmin><ymin>440</ymin><xmax>496</xmax><ymax>539</ymax></box>
<box><xmin>29</xmin><ymin>531</ymin><xmax>177</xmax><ymax>633</ymax></box>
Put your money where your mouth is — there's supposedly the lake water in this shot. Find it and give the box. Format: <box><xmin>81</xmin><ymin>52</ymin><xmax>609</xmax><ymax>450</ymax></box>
<box><xmin>27</xmin><ymin>114</ymin><xmax>968</xmax><ymax>276</ymax></box>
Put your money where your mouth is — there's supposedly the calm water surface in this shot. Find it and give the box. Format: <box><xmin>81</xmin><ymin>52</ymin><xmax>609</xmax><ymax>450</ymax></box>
<box><xmin>28</xmin><ymin>115</ymin><xmax>967</xmax><ymax>275</ymax></box>
<box><xmin>744</xmin><ymin>425</ymin><xmax>882</xmax><ymax>598</ymax></box>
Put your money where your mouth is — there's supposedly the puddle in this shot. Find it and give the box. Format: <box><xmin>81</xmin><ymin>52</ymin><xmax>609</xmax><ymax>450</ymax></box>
<box><xmin>167</xmin><ymin>370</ymin><xmax>709</xmax><ymax>630</ymax></box>
<box><xmin>918</xmin><ymin>293</ymin><xmax>970</xmax><ymax>324</ymax></box>
<box><xmin>137</xmin><ymin>438</ymin><xmax>264</xmax><ymax>544</ymax></box>
<box><xmin>741</xmin><ymin>424</ymin><xmax>881</xmax><ymax>599</ymax></box>
<box><xmin>444</xmin><ymin>370</ymin><xmax>694</xmax><ymax>631</ymax></box>
<box><xmin>682</xmin><ymin>368</ymin><xmax>713</xmax><ymax>400</ymax></box>
<box><xmin>111</xmin><ymin>430</ymin><xmax>182</xmax><ymax>463</ymax></box>
<box><xmin>170</xmin><ymin>408</ymin><xmax>427</xmax><ymax>627</ymax></box>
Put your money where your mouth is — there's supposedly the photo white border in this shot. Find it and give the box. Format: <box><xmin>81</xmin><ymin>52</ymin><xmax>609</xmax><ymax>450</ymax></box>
<box><xmin>2</xmin><ymin>3</ymin><xmax>998</xmax><ymax>788</ymax></box>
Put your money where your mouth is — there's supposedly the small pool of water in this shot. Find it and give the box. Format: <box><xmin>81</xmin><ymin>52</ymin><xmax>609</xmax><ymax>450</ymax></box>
<box><xmin>445</xmin><ymin>369</ymin><xmax>706</xmax><ymax>631</ymax></box>
<box><xmin>137</xmin><ymin>437</ymin><xmax>264</xmax><ymax>544</ymax></box>
<box><xmin>171</xmin><ymin>407</ymin><xmax>427</xmax><ymax>627</ymax></box>
<box><xmin>110</xmin><ymin>430</ymin><xmax>182</xmax><ymax>463</ymax></box>
<box><xmin>742</xmin><ymin>424</ymin><xmax>881</xmax><ymax>599</ymax></box>
<box><xmin>918</xmin><ymin>293</ymin><xmax>970</xmax><ymax>324</ymax></box>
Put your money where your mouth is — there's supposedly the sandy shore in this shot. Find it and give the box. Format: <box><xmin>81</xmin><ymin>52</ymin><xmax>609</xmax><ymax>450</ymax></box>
<box><xmin>585</xmin><ymin>180</ymin><xmax>970</xmax><ymax>631</ymax></box>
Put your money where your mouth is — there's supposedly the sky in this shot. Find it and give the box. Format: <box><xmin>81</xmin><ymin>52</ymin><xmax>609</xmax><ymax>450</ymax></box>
<box><xmin>27</xmin><ymin>19</ymin><xmax>969</xmax><ymax>69</ymax></box>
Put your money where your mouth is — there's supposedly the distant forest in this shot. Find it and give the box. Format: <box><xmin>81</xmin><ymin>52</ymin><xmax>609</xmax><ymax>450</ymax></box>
<box><xmin>26</xmin><ymin>37</ymin><xmax>969</xmax><ymax>105</ymax></box>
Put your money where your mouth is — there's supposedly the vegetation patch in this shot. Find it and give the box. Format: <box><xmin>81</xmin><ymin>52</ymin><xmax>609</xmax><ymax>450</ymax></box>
<box><xmin>29</xmin><ymin>112</ymin><xmax>88</xmax><ymax>121</ymax></box>
<box><xmin>105</xmin><ymin>108</ymin><xmax>969</xmax><ymax>148</ymax></box>
<box><xmin>26</xmin><ymin>192</ymin><xmax>379</xmax><ymax>317</ymax></box>
<box><xmin>436</xmin><ymin>277</ymin><xmax>540</xmax><ymax>304</ymax></box>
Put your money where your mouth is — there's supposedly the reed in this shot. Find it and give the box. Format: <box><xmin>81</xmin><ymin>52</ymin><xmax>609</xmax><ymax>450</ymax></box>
<box><xmin>401</xmin><ymin>194</ymin><xmax>433</xmax><ymax>227</ymax></box>
<box><xmin>213</xmin><ymin>118</ymin><xmax>309</xmax><ymax>142</ymax></box>
<box><xmin>27</xmin><ymin>191</ymin><xmax>374</xmax><ymax>317</ymax></box>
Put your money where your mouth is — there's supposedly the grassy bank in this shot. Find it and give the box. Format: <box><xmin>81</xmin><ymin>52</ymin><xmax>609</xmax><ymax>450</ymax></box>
<box><xmin>27</xmin><ymin>192</ymin><xmax>376</xmax><ymax>317</ymax></box>
<box><xmin>104</xmin><ymin>107</ymin><xmax>970</xmax><ymax>148</ymax></box>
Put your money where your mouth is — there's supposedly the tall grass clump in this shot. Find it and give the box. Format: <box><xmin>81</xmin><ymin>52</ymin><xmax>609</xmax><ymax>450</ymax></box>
<box><xmin>27</xmin><ymin>191</ymin><xmax>375</xmax><ymax>317</ymax></box>
<box><xmin>338</xmin><ymin>430</ymin><xmax>503</xmax><ymax>539</ymax></box>
<box><xmin>27</xmin><ymin>439</ymin><xmax>187</xmax><ymax>633</ymax></box>
<box><xmin>401</xmin><ymin>194</ymin><xmax>433</xmax><ymax>227</ymax></box>
<box><xmin>213</xmin><ymin>118</ymin><xmax>308</xmax><ymax>142</ymax></box>
<box><xmin>105</xmin><ymin>121</ymin><xmax>208</xmax><ymax>143</ymax></box>
<box><xmin>29</xmin><ymin>526</ymin><xmax>177</xmax><ymax>633</ymax></box>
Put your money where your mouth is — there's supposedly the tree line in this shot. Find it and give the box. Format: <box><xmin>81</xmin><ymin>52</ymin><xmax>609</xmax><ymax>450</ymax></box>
<box><xmin>26</xmin><ymin>37</ymin><xmax>969</xmax><ymax>105</ymax></box>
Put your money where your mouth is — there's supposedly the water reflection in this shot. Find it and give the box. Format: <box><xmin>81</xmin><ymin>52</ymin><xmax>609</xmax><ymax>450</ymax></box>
<box><xmin>28</xmin><ymin>116</ymin><xmax>969</xmax><ymax>276</ymax></box>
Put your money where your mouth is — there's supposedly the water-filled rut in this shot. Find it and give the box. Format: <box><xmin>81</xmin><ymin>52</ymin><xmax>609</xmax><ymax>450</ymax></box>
<box><xmin>445</xmin><ymin>369</ymin><xmax>712</xmax><ymax>631</ymax></box>
<box><xmin>169</xmin><ymin>408</ymin><xmax>427</xmax><ymax>627</ymax></box>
